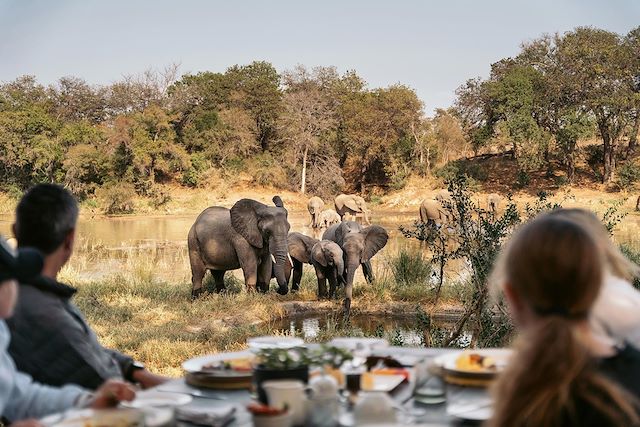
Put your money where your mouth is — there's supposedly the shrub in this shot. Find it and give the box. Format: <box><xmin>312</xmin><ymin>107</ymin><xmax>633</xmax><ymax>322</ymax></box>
<box><xmin>148</xmin><ymin>186</ymin><xmax>171</xmax><ymax>208</ymax></box>
<box><xmin>248</xmin><ymin>153</ymin><xmax>289</xmax><ymax>188</ymax></box>
<box><xmin>515</xmin><ymin>169</ymin><xmax>530</xmax><ymax>188</ymax></box>
<box><xmin>98</xmin><ymin>183</ymin><xmax>135</xmax><ymax>215</ymax></box>
<box><xmin>619</xmin><ymin>244</ymin><xmax>640</xmax><ymax>290</ymax></box>
<box><xmin>617</xmin><ymin>161</ymin><xmax>640</xmax><ymax>189</ymax></box>
<box><xmin>434</xmin><ymin>159</ymin><xmax>488</xmax><ymax>183</ymax></box>
<box><xmin>388</xmin><ymin>249</ymin><xmax>432</xmax><ymax>288</ymax></box>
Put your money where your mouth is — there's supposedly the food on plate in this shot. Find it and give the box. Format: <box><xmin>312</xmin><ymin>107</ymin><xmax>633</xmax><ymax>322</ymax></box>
<box><xmin>454</xmin><ymin>352</ymin><xmax>497</xmax><ymax>372</ymax></box>
<box><xmin>247</xmin><ymin>403</ymin><xmax>288</xmax><ymax>416</ymax></box>
<box><xmin>370</xmin><ymin>367</ymin><xmax>410</xmax><ymax>381</ymax></box>
<box><xmin>201</xmin><ymin>357</ymin><xmax>253</xmax><ymax>372</ymax></box>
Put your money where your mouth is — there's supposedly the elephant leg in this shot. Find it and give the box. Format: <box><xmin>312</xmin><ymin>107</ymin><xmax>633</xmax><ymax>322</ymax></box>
<box><xmin>362</xmin><ymin>261</ymin><xmax>374</xmax><ymax>284</ymax></box>
<box><xmin>291</xmin><ymin>259</ymin><xmax>303</xmax><ymax>292</ymax></box>
<box><xmin>327</xmin><ymin>268</ymin><xmax>339</xmax><ymax>299</ymax></box>
<box><xmin>211</xmin><ymin>270</ymin><xmax>226</xmax><ymax>293</ymax></box>
<box><xmin>257</xmin><ymin>256</ymin><xmax>272</xmax><ymax>293</ymax></box>
<box><xmin>315</xmin><ymin>266</ymin><xmax>328</xmax><ymax>299</ymax></box>
<box><xmin>189</xmin><ymin>251</ymin><xmax>207</xmax><ymax>299</ymax></box>
<box><xmin>364</xmin><ymin>210</ymin><xmax>371</xmax><ymax>225</ymax></box>
<box><xmin>239</xmin><ymin>254</ymin><xmax>259</xmax><ymax>292</ymax></box>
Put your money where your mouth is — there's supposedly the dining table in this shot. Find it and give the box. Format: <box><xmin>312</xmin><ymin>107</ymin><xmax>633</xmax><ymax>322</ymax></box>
<box><xmin>155</xmin><ymin>346</ymin><xmax>494</xmax><ymax>427</ymax></box>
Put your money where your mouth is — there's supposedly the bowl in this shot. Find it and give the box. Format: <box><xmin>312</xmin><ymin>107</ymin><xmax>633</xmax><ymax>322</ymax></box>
<box><xmin>252</xmin><ymin>410</ymin><xmax>293</xmax><ymax>427</ymax></box>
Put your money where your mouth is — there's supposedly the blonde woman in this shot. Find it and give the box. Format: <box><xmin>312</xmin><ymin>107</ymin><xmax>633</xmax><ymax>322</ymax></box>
<box><xmin>488</xmin><ymin>213</ymin><xmax>640</xmax><ymax>427</ymax></box>
<box><xmin>550</xmin><ymin>208</ymin><xmax>640</xmax><ymax>348</ymax></box>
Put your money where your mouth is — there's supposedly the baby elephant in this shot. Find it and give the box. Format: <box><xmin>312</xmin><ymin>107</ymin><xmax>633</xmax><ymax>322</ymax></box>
<box><xmin>287</xmin><ymin>232</ymin><xmax>319</xmax><ymax>292</ymax></box>
<box><xmin>310</xmin><ymin>240</ymin><xmax>345</xmax><ymax>299</ymax></box>
<box><xmin>487</xmin><ymin>193</ymin><xmax>501</xmax><ymax>214</ymax></box>
<box><xmin>318</xmin><ymin>209</ymin><xmax>341</xmax><ymax>228</ymax></box>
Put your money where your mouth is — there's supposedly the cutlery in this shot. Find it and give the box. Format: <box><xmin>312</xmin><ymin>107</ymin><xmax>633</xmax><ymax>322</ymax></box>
<box><xmin>155</xmin><ymin>388</ymin><xmax>227</xmax><ymax>400</ymax></box>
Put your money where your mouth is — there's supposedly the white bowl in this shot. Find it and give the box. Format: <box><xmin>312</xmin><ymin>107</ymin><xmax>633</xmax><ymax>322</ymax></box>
<box><xmin>252</xmin><ymin>411</ymin><xmax>293</xmax><ymax>427</ymax></box>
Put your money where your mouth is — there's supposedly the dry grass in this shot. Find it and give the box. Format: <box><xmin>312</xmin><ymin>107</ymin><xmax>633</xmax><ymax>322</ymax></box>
<box><xmin>62</xmin><ymin>248</ymin><xmax>450</xmax><ymax>378</ymax></box>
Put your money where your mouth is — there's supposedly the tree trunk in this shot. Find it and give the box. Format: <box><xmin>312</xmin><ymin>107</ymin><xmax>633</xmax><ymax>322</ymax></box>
<box><xmin>300</xmin><ymin>146</ymin><xmax>308</xmax><ymax>194</ymax></box>
<box><xmin>602</xmin><ymin>129</ymin><xmax>616</xmax><ymax>183</ymax></box>
<box><xmin>629</xmin><ymin>112</ymin><xmax>639</xmax><ymax>152</ymax></box>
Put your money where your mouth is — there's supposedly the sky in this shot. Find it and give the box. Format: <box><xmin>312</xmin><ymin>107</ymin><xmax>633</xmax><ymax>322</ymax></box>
<box><xmin>0</xmin><ymin>0</ymin><xmax>638</xmax><ymax>115</ymax></box>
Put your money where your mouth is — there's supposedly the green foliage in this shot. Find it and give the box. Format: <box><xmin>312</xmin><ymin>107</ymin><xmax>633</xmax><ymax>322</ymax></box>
<box><xmin>434</xmin><ymin>159</ymin><xmax>488</xmax><ymax>183</ymax></box>
<box><xmin>98</xmin><ymin>183</ymin><xmax>136</xmax><ymax>215</ymax></box>
<box><xmin>619</xmin><ymin>244</ymin><xmax>640</xmax><ymax>290</ymax></box>
<box><xmin>515</xmin><ymin>169</ymin><xmax>531</xmax><ymax>188</ymax></box>
<box><xmin>388</xmin><ymin>248</ymin><xmax>432</xmax><ymax>288</ymax></box>
<box><xmin>617</xmin><ymin>161</ymin><xmax>640</xmax><ymax>189</ymax></box>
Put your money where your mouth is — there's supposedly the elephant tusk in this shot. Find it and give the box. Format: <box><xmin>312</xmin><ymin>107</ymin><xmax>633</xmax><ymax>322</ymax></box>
<box><xmin>287</xmin><ymin>253</ymin><xmax>293</xmax><ymax>266</ymax></box>
<box><xmin>271</xmin><ymin>254</ymin><xmax>276</xmax><ymax>264</ymax></box>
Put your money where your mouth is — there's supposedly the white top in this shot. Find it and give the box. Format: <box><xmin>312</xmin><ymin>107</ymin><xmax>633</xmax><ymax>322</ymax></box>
<box><xmin>0</xmin><ymin>321</ymin><xmax>87</xmax><ymax>421</ymax></box>
<box><xmin>591</xmin><ymin>274</ymin><xmax>640</xmax><ymax>348</ymax></box>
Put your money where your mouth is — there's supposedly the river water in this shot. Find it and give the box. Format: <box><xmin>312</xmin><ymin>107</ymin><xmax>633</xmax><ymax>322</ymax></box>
<box><xmin>1</xmin><ymin>208</ymin><xmax>639</xmax><ymax>285</ymax></box>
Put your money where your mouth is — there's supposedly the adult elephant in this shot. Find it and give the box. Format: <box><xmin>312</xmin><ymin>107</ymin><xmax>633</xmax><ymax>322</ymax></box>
<box><xmin>188</xmin><ymin>196</ymin><xmax>291</xmax><ymax>298</ymax></box>
<box><xmin>334</xmin><ymin>194</ymin><xmax>371</xmax><ymax>225</ymax></box>
<box><xmin>310</xmin><ymin>240</ymin><xmax>345</xmax><ymax>299</ymax></box>
<box><xmin>324</xmin><ymin>221</ymin><xmax>388</xmax><ymax>316</ymax></box>
<box><xmin>487</xmin><ymin>193</ymin><xmax>501</xmax><ymax>214</ymax></box>
<box><xmin>318</xmin><ymin>209</ymin><xmax>341</xmax><ymax>228</ymax></box>
<box><xmin>287</xmin><ymin>232</ymin><xmax>319</xmax><ymax>292</ymax></box>
<box><xmin>420</xmin><ymin>199</ymin><xmax>448</xmax><ymax>225</ymax></box>
<box><xmin>434</xmin><ymin>189</ymin><xmax>451</xmax><ymax>204</ymax></box>
<box><xmin>307</xmin><ymin>196</ymin><xmax>325</xmax><ymax>228</ymax></box>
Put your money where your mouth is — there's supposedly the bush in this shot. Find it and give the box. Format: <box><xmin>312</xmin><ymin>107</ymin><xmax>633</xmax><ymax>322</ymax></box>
<box><xmin>388</xmin><ymin>249</ymin><xmax>432</xmax><ymax>288</ymax></box>
<box><xmin>515</xmin><ymin>169</ymin><xmax>531</xmax><ymax>188</ymax></box>
<box><xmin>585</xmin><ymin>145</ymin><xmax>604</xmax><ymax>181</ymax></box>
<box><xmin>248</xmin><ymin>153</ymin><xmax>289</xmax><ymax>188</ymax></box>
<box><xmin>148</xmin><ymin>186</ymin><xmax>171</xmax><ymax>208</ymax></box>
<box><xmin>435</xmin><ymin>159</ymin><xmax>488</xmax><ymax>183</ymax></box>
<box><xmin>98</xmin><ymin>183</ymin><xmax>135</xmax><ymax>215</ymax></box>
<box><xmin>617</xmin><ymin>161</ymin><xmax>640</xmax><ymax>189</ymax></box>
<box><xmin>619</xmin><ymin>244</ymin><xmax>640</xmax><ymax>290</ymax></box>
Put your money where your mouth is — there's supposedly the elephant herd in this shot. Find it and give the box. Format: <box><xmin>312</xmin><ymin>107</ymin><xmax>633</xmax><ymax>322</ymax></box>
<box><xmin>419</xmin><ymin>190</ymin><xmax>502</xmax><ymax>225</ymax></box>
<box><xmin>187</xmin><ymin>194</ymin><xmax>388</xmax><ymax>316</ymax></box>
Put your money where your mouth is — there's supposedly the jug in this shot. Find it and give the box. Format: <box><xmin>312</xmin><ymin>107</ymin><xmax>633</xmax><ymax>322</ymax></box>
<box><xmin>308</xmin><ymin>374</ymin><xmax>339</xmax><ymax>427</ymax></box>
<box><xmin>262</xmin><ymin>380</ymin><xmax>308</xmax><ymax>426</ymax></box>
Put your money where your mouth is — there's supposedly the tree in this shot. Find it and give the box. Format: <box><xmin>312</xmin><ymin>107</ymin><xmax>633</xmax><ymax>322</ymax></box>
<box><xmin>225</xmin><ymin>61</ymin><xmax>282</xmax><ymax>151</ymax></box>
<box><xmin>280</xmin><ymin>67</ymin><xmax>338</xmax><ymax>194</ymax></box>
<box><xmin>49</xmin><ymin>76</ymin><xmax>107</xmax><ymax>123</ymax></box>
<box><xmin>554</xmin><ymin>27</ymin><xmax>635</xmax><ymax>183</ymax></box>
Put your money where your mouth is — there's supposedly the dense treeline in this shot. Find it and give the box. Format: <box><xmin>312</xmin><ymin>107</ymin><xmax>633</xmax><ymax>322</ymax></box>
<box><xmin>455</xmin><ymin>26</ymin><xmax>640</xmax><ymax>185</ymax></box>
<box><xmin>1</xmin><ymin>63</ymin><xmax>466</xmax><ymax>203</ymax></box>
<box><xmin>1</xmin><ymin>26</ymin><xmax>638</xmax><ymax>208</ymax></box>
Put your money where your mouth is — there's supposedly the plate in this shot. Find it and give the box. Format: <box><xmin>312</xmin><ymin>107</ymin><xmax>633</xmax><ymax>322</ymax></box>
<box><xmin>247</xmin><ymin>336</ymin><xmax>305</xmax><ymax>350</ymax></box>
<box><xmin>328</xmin><ymin>337</ymin><xmax>388</xmax><ymax>351</ymax></box>
<box><xmin>40</xmin><ymin>408</ymin><xmax>144</xmax><ymax>427</ymax></box>
<box><xmin>446</xmin><ymin>400</ymin><xmax>493</xmax><ymax>421</ymax></box>
<box><xmin>361</xmin><ymin>373</ymin><xmax>405</xmax><ymax>392</ymax></box>
<box><xmin>121</xmin><ymin>391</ymin><xmax>192</xmax><ymax>408</ymax></box>
<box><xmin>432</xmin><ymin>349</ymin><xmax>512</xmax><ymax>381</ymax></box>
<box><xmin>182</xmin><ymin>350</ymin><xmax>254</xmax><ymax>375</ymax></box>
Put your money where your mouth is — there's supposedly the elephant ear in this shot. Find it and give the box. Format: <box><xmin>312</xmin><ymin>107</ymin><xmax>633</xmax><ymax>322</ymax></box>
<box><xmin>343</xmin><ymin>197</ymin><xmax>359</xmax><ymax>212</ymax></box>
<box><xmin>272</xmin><ymin>195</ymin><xmax>284</xmax><ymax>208</ymax></box>
<box><xmin>230</xmin><ymin>199</ymin><xmax>266</xmax><ymax>248</ymax></box>
<box><xmin>288</xmin><ymin>233</ymin><xmax>317</xmax><ymax>264</ymax></box>
<box><xmin>361</xmin><ymin>225</ymin><xmax>389</xmax><ymax>262</ymax></box>
<box><xmin>311</xmin><ymin>242</ymin><xmax>328</xmax><ymax>267</ymax></box>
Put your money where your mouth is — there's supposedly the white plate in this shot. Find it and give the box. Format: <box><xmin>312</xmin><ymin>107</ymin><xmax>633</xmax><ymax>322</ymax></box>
<box><xmin>432</xmin><ymin>348</ymin><xmax>512</xmax><ymax>378</ymax></box>
<box><xmin>121</xmin><ymin>391</ymin><xmax>193</xmax><ymax>408</ymax></box>
<box><xmin>182</xmin><ymin>350</ymin><xmax>254</xmax><ymax>374</ymax></box>
<box><xmin>446</xmin><ymin>400</ymin><xmax>493</xmax><ymax>421</ymax></box>
<box><xmin>41</xmin><ymin>409</ymin><xmax>94</xmax><ymax>427</ymax></box>
<box><xmin>247</xmin><ymin>336</ymin><xmax>305</xmax><ymax>350</ymax></box>
<box><xmin>328</xmin><ymin>337</ymin><xmax>388</xmax><ymax>351</ymax></box>
<box><xmin>362</xmin><ymin>374</ymin><xmax>405</xmax><ymax>392</ymax></box>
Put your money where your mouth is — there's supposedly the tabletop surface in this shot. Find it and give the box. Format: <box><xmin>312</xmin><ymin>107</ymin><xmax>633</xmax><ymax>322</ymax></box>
<box><xmin>157</xmin><ymin>346</ymin><xmax>491</xmax><ymax>426</ymax></box>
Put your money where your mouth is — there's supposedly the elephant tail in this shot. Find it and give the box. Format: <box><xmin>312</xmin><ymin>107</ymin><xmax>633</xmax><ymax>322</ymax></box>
<box><xmin>188</xmin><ymin>226</ymin><xmax>207</xmax><ymax>265</ymax></box>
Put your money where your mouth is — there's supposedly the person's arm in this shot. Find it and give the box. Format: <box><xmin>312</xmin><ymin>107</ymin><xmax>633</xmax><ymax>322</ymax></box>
<box><xmin>107</xmin><ymin>352</ymin><xmax>170</xmax><ymax>389</ymax></box>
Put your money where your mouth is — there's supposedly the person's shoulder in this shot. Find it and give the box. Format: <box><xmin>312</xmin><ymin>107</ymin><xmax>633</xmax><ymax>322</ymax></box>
<box><xmin>599</xmin><ymin>344</ymin><xmax>640</xmax><ymax>398</ymax></box>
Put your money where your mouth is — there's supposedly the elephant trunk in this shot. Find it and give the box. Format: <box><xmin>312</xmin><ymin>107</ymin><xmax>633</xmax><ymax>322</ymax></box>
<box><xmin>270</xmin><ymin>235</ymin><xmax>289</xmax><ymax>295</ymax></box>
<box><xmin>335</xmin><ymin>257</ymin><xmax>345</xmax><ymax>284</ymax></box>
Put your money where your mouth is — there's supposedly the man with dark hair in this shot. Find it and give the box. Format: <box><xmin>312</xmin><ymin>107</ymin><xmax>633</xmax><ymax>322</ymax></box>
<box><xmin>7</xmin><ymin>184</ymin><xmax>169</xmax><ymax>390</ymax></box>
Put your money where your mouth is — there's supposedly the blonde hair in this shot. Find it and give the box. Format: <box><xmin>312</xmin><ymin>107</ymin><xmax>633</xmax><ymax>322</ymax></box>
<box><xmin>550</xmin><ymin>208</ymin><xmax>640</xmax><ymax>281</ymax></box>
<box><xmin>487</xmin><ymin>213</ymin><xmax>639</xmax><ymax>427</ymax></box>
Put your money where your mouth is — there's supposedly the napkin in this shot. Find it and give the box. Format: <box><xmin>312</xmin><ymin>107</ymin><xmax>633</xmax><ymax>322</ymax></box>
<box><xmin>175</xmin><ymin>404</ymin><xmax>236</xmax><ymax>426</ymax></box>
